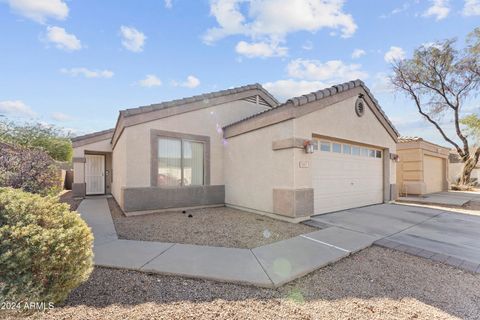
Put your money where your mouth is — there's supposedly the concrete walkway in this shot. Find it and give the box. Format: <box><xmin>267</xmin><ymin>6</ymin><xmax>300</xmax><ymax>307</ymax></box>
<box><xmin>77</xmin><ymin>198</ymin><xmax>380</xmax><ymax>288</ymax></box>
<box><xmin>397</xmin><ymin>191</ymin><xmax>480</xmax><ymax>207</ymax></box>
<box><xmin>309</xmin><ymin>204</ymin><xmax>480</xmax><ymax>273</ymax></box>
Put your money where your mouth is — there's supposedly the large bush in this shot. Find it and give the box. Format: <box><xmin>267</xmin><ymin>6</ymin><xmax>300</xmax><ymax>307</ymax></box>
<box><xmin>0</xmin><ymin>120</ymin><xmax>73</xmax><ymax>162</ymax></box>
<box><xmin>0</xmin><ymin>188</ymin><xmax>93</xmax><ymax>304</ymax></box>
<box><xmin>0</xmin><ymin>144</ymin><xmax>61</xmax><ymax>195</ymax></box>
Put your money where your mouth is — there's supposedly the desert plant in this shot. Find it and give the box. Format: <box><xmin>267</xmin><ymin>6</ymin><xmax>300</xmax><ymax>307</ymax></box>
<box><xmin>0</xmin><ymin>120</ymin><xmax>73</xmax><ymax>162</ymax></box>
<box><xmin>0</xmin><ymin>188</ymin><xmax>93</xmax><ymax>304</ymax></box>
<box><xmin>390</xmin><ymin>27</ymin><xmax>480</xmax><ymax>186</ymax></box>
<box><xmin>0</xmin><ymin>144</ymin><xmax>61</xmax><ymax>195</ymax></box>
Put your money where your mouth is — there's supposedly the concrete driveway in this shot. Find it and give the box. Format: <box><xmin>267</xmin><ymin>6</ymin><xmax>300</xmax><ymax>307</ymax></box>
<box><xmin>397</xmin><ymin>191</ymin><xmax>480</xmax><ymax>207</ymax></box>
<box><xmin>308</xmin><ymin>203</ymin><xmax>480</xmax><ymax>273</ymax></box>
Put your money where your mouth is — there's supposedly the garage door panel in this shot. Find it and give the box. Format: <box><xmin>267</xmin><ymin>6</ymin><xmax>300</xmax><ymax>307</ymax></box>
<box><xmin>424</xmin><ymin>155</ymin><xmax>444</xmax><ymax>193</ymax></box>
<box><xmin>313</xmin><ymin>141</ymin><xmax>383</xmax><ymax>215</ymax></box>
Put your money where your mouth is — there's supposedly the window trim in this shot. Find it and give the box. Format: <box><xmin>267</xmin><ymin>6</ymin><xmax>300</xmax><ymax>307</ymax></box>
<box><xmin>150</xmin><ymin>129</ymin><xmax>210</xmax><ymax>187</ymax></box>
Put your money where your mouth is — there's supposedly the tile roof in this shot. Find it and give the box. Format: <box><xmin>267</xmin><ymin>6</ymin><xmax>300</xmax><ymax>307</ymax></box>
<box><xmin>223</xmin><ymin>79</ymin><xmax>400</xmax><ymax>137</ymax></box>
<box><xmin>71</xmin><ymin>128</ymin><xmax>115</xmax><ymax>142</ymax></box>
<box><xmin>398</xmin><ymin>136</ymin><xmax>423</xmax><ymax>143</ymax></box>
<box><xmin>120</xmin><ymin>83</ymin><xmax>279</xmax><ymax>117</ymax></box>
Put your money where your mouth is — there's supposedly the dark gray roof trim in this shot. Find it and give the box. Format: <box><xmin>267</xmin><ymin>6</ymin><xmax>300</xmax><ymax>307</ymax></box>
<box><xmin>71</xmin><ymin>128</ymin><xmax>114</xmax><ymax>142</ymax></box>
<box><xmin>121</xmin><ymin>83</ymin><xmax>279</xmax><ymax>117</ymax></box>
<box><xmin>223</xmin><ymin>79</ymin><xmax>400</xmax><ymax>137</ymax></box>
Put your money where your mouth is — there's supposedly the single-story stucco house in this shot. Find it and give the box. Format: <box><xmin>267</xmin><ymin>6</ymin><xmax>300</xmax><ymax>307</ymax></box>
<box><xmin>72</xmin><ymin>80</ymin><xmax>399</xmax><ymax>222</ymax></box>
<box><xmin>396</xmin><ymin>137</ymin><xmax>450</xmax><ymax>196</ymax></box>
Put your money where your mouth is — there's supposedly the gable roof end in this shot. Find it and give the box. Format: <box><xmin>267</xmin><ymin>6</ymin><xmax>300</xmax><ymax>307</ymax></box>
<box><xmin>110</xmin><ymin>83</ymin><xmax>279</xmax><ymax>147</ymax></box>
<box><xmin>223</xmin><ymin>80</ymin><xmax>400</xmax><ymax>139</ymax></box>
<box><xmin>120</xmin><ymin>83</ymin><xmax>279</xmax><ymax>117</ymax></box>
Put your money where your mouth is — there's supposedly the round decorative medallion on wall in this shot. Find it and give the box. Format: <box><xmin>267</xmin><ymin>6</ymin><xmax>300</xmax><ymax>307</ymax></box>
<box><xmin>355</xmin><ymin>97</ymin><xmax>365</xmax><ymax>117</ymax></box>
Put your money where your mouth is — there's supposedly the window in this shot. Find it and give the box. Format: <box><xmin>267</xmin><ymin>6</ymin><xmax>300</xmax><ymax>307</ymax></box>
<box><xmin>312</xmin><ymin>140</ymin><xmax>318</xmax><ymax>151</ymax></box>
<box><xmin>361</xmin><ymin>148</ymin><xmax>368</xmax><ymax>157</ymax></box>
<box><xmin>343</xmin><ymin>144</ymin><xmax>351</xmax><ymax>154</ymax></box>
<box><xmin>157</xmin><ymin>137</ymin><xmax>204</xmax><ymax>186</ymax></box>
<box><xmin>375</xmin><ymin>150</ymin><xmax>382</xmax><ymax>158</ymax></box>
<box><xmin>352</xmin><ymin>146</ymin><xmax>360</xmax><ymax>156</ymax></box>
<box><xmin>320</xmin><ymin>141</ymin><xmax>331</xmax><ymax>152</ymax></box>
<box><xmin>332</xmin><ymin>143</ymin><xmax>342</xmax><ymax>153</ymax></box>
<box><xmin>368</xmin><ymin>149</ymin><xmax>376</xmax><ymax>158</ymax></box>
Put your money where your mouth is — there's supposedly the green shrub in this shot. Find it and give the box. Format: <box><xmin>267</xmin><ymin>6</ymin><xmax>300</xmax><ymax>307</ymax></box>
<box><xmin>0</xmin><ymin>188</ymin><xmax>93</xmax><ymax>304</ymax></box>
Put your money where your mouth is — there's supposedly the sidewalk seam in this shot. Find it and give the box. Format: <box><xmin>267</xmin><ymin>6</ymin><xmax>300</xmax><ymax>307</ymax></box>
<box><xmin>299</xmin><ymin>235</ymin><xmax>350</xmax><ymax>253</ymax></box>
<box><xmin>139</xmin><ymin>243</ymin><xmax>177</xmax><ymax>269</ymax></box>
<box><xmin>250</xmin><ymin>249</ymin><xmax>275</xmax><ymax>288</ymax></box>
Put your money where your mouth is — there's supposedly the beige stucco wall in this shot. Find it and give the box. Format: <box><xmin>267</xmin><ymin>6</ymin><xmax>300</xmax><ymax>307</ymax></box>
<box><xmin>294</xmin><ymin>95</ymin><xmax>397</xmax><ymax>188</ymax></box>
<box><xmin>73</xmin><ymin>139</ymin><xmax>112</xmax><ymax>157</ymax></box>
<box><xmin>73</xmin><ymin>138</ymin><xmax>112</xmax><ymax>184</ymax></box>
<box><xmin>224</xmin><ymin>120</ymin><xmax>295</xmax><ymax>213</ymax></box>
<box><xmin>396</xmin><ymin>141</ymin><xmax>449</xmax><ymax>195</ymax></box>
<box><xmin>121</xmin><ymin>100</ymin><xmax>270</xmax><ymax>188</ymax></box>
<box><xmin>112</xmin><ymin>132</ymin><xmax>127</xmax><ymax>206</ymax></box>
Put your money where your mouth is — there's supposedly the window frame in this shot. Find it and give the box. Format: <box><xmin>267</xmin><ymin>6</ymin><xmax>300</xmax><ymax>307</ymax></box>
<box><xmin>151</xmin><ymin>129</ymin><xmax>210</xmax><ymax>187</ymax></box>
<box><xmin>320</xmin><ymin>141</ymin><xmax>331</xmax><ymax>152</ymax></box>
<box><xmin>332</xmin><ymin>142</ymin><xmax>342</xmax><ymax>153</ymax></box>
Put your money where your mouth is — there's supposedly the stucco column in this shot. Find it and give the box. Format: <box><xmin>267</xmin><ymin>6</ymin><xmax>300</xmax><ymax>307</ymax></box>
<box><xmin>72</xmin><ymin>157</ymin><xmax>86</xmax><ymax>197</ymax></box>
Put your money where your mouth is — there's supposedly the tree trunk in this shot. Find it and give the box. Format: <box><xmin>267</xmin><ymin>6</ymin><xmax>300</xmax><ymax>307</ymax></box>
<box><xmin>459</xmin><ymin>156</ymin><xmax>478</xmax><ymax>185</ymax></box>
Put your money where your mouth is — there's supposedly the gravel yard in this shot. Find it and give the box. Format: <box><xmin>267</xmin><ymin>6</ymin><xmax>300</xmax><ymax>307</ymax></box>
<box><xmin>59</xmin><ymin>190</ymin><xmax>82</xmax><ymax>211</ymax></box>
<box><xmin>107</xmin><ymin>198</ymin><xmax>316</xmax><ymax>248</ymax></box>
<box><xmin>6</xmin><ymin>246</ymin><xmax>480</xmax><ymax>320</ymax></box>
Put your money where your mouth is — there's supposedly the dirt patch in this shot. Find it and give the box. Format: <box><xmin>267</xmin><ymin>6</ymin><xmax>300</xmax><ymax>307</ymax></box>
<box><xmin>463</xmin><ymin>200</ymin><xmax>480</xmax><ymax>211</ymax></box>
<box><xmin>107</xmin><ymin>198</ymin><xmax>316</xmax><ymax>248</ymax></box>
<box><xmin>58</xmin><ymin>190</ymin><xmax>82</xmax><ymax>211</ymax></box>
<box><xmin>6</xmin><ymin>246</ymin><xmax>480</xmax><ymax>320</ymax></box>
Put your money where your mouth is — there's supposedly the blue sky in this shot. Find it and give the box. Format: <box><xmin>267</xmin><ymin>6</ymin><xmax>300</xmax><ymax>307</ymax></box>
<box><xmin>0</xmin><ymin>0</ymin><xmax>479</xmax><ymax>146</ymax></box>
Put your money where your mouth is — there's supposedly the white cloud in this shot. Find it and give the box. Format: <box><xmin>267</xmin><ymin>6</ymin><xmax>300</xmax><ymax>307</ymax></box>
<box><xmin>263</xmin><ymin>58</ymin><xmax>368</xmax><ymax>100</ymax></box>
<box><xmin>351</xmin><ymin>48</ymin><xmax>366</xmax><ymax>59</ymax></box>
<box><xmin>164</xmin><ymin>0</ymin><xmax>173</xmax><ymax>8</ymax></box>
<box><xmin>120</xmin><ymin>26</ymin><xmax>146</xmax><ymax>52</ymax></box>
<box><xmin>45</xmin><ymin>26</ymin><xmax>82</xmax><ymax>51</ymax></box>
<box><xmin>263</xmin><ymin>79</ymin><xmax>327</xmax><ymax>101</ymax></box>
<box><xmin>0</xmin><ymin>100</ymin><xmax>36</xmax><ymax>118</ymax></box>
<box><xmin>138</xmin><ymin>74</ymin><xmax>162</xmax><ymax>87</ymax></box>
<box><xmin>173</xmin><ymin>75</ymin><xmax>201</xmax><ymax>88</ymax></box>
<box><xmin>463</xmin><ymin>0</ymin><xmax>480</xmax><ymax>16</ymax></box>
<box><xmin>423</xmin><ymin>0</ymin><xmax>450</xmax><ymax>20</ymax></box>
<box><xmin>203</xmin><ymin>0</ymin><xmax>357</xmax><ymax>57</ymax></box>
<box><xmin>7</xmin><ymin>0</ymin><xmax>68</xmax><ymax>23</ymax></box>
<box><xmin>380</xmin><ymin>2</ymin><xmax>410</xmax><ymax>19</ymax></box>
<box><xmin>51</xmin><ymin>112</ymin><xmax>72</xmax><ymax>121</ymax></box>
<box><xmin>302</xmin><ymin>40</ymin><xmax>313</xmax><ymax>50</ymax></box>
<box><xmin>286</xmin><ymin>59</ymin><xmax>368</xmax><ymax>81</ymax></box>
<box><xmin>235</xmin><ymin>40</ymin><xmax>287</xmax><ymax>58</ymax></box>
<box><xmin>384</xmin><ymin>46</ymin><xmax>406</xmax><ymax>63</ymax></box>
<box><xmin>371</xmin><ymin>72</ymin><xmax>394</xmax><ymax>94</ymax></box>
<box><xmin>60</xmin><ymin>67</ymin><xmax>114</xmax><ymax>78</ymax></box>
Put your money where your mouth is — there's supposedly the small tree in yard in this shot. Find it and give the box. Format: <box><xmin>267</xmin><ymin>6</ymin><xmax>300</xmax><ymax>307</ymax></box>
<box><xmin>391</xmin><ymin>28</ymin><xmax>480</xmax><ymax>187</ymax></box>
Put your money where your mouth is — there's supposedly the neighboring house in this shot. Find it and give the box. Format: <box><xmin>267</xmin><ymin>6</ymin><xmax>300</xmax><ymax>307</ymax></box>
<box><xmin>72</xmin><ymin>80</ymin><xmax>399</xmax><ymax>222</ymax></box>
<box><xmin>449</xmin><ymin>151</ymin><xmax>480</xmax><ymax>185</ymax></box>
<box><xmin>396</xmin><ymin>137</ymin><xmax>450</xmax><ymax>196</ymax></box>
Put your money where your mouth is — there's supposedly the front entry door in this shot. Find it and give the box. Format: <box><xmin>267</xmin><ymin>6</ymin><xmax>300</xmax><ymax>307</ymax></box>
<box><xmin>85</xmin><ymin>154</ymin><xmax>105</xmax><ymax>195</ymax></box>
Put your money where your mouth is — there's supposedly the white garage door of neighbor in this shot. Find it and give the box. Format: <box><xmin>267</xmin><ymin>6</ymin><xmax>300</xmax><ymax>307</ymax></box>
<box><xmin>313</xmin><ymin>139</ymin><xmax>384</xmax><ymax>215</ymax></box>
<box><xmin>85</xmin><ymin>154</ymin><xmax>105</xmax><ymax>195</ymax></box>
<box><xmin>424</xmin><ymin>155</ymin><xmax>444</xmax><ymax>194</ymax></box>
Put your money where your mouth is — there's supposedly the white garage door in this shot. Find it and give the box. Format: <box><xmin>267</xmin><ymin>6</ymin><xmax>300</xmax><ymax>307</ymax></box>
<box><xmin>313</xmin><ymin>139</ymin><xmax>384</xmax><ymax>215</ymax></box>
<box><xmin>424</xmin><ymin>155</ymin><xmax>444</xmax><ymax>194</ymax></box>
